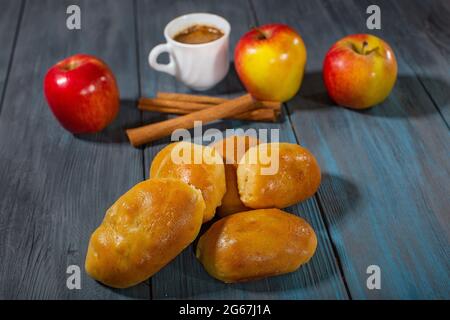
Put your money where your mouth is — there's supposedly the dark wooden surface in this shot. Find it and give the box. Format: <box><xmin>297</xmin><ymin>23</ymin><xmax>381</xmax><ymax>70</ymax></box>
<box><xmin>0</xmin><ymin>0</ymin><xmax>22</xmax><ymax>107</ymax></box>
<box><xmin>0</xmin><ymin>0</ymin><xmax>448</xmax><ymax>299</ymax></box>
<box><xmin>0</xmin><ymin>0</ymin><xmax>148</xmax><ymax>299</ymax></box>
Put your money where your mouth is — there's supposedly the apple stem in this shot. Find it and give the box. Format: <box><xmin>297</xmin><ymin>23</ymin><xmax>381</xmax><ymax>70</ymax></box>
<box><xmin>361</xmin><ymin>41</ymin><xmax>368</xmax><ymax>55</ymax></box>
<box><xmin>254</xmin><ymin>28</ymin><xmax>267</xmax><ymax>40</ymax></box>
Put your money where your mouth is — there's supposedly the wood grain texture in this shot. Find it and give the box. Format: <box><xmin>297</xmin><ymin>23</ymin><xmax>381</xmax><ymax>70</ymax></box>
<box><xmin>251</xmin><ymin>0</ymin><xmax>450</xmax><ymax>299</ymax></box>
<box><xmin>386</xmin><ymin>0</ymin><xmax>450</xmax><ymax>125</ymax></box>
<box><xmin>0</xmin><ymin>0</ymin><xmax>148</xmax><ymax>299</ymax></box>
<box><xmin>136</xmin><ymin>0</ymin><xmax>348</xmax><ymax>299</ymax></box>
<box><xmin>0</xmin><ymin>0</ymin><xmax>23</xmax><ymax>111</ymax></box>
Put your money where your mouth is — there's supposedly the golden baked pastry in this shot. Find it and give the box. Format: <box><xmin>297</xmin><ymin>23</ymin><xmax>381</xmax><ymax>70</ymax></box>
<box><xmin>150</xmin><ymin>141</ymin><xmax>226</xmax><ymax>222</ymax></box>
<box><xmin>237</xmin><ymin>143</ymin><xmax>321</xmax><ymax>208</ymax></box>
<box><xmin>210</xmin><ymin>135</ymin><xmax>259</xmax><ymax>217</ymax></box>
<box><xmin>196</xmin><ymin>208</ymin><xmax>317</xmax><ymax>283</ymax></box>
<box><xmin>85</xmin><ymin>178</ymin><xmax>205</xmax><ymax>288</ymax></box>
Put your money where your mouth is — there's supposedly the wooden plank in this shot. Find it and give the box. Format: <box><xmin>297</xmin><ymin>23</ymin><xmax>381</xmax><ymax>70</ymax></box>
<box><xmin>0</xmin><ymin>0</ymin><xmax>23</xmax><ymax>110</ymax></box>
<box><xmin>136</xmin><ymin>0</ymin><xmax>348</xmax><ymax>300</ymax></box>
<box><xmin>252</xmin><ymin>0</ymin><xmax>450</xmax><ymax>299</ymax></box>
<box><xmin>386</xmin><ymin>0</ymin><xmax>450</xmax><ymax>125</ymax></box>
<box><xmin>0</xmin><ymin>0</ymin><xmax>148</xmax><ymax>299</ymax></box>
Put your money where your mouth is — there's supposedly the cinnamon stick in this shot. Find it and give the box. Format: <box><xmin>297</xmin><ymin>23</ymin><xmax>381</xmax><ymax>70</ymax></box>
<box><xmin>138</xmin><ymin>103</ymin><xmax>279</xmax><ymax>122</ymax></box>
<box><xmin>139</xmin><ymin>97</ymin><xmax>281</xmax><ymax>111</ymax></box>
<box><xmin>139</xmin><ymin>98</ymin><xmax>215</xmax><ymax>112</ymax></box>
<box><xmin>127</xmin><ymin>94</ymin><xmax>257</xmax><ymax>147</ymax></box>
<box><xmin>157</xmin><ymin>92</ymin><xmax>227</xmax><ymax>104</ymax></box>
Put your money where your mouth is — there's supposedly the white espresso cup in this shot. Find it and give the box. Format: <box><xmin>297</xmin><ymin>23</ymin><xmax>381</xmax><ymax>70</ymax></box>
<box><xmin>149</xmin><ymin>13</ymin><xmax>230</xmax><ymax>91</ymax></box>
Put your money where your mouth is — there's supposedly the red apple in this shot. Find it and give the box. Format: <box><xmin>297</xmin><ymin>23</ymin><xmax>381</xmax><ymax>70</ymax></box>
<box><xmin>323</xmin><ymin>34</ymin><xmax>397</xmax><ymax>109</ymax></box>
<box><xmin>44</xmin><ymin>54</ymin><xmax>120</xmax><ymax>133</ymax></box>
<box><xmin>235</xmin><ymin>24</ymin><xmax>307</xmax><ymax>102</ymax></box>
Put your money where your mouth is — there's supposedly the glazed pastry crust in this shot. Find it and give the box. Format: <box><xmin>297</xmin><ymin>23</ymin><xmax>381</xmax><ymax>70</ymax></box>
<box><xmin>196</xmin><ymin>208</ymin><xmax>317</xmax><ymax>283</ymax></box>
<box><xmin>85</xmin><ymin>178</ymin><xmax>205</xmax><ymax>288</ymax></box>
<box><xmin>150</xmin><ymin>142</ymin><xmax>226</xmax><ymax>222</ymax></box>
<box><xmin>237</xmin><ymin>143</ymin><xmax>321</xmax><ymax>208</ymax></box>
<box><xmin>211</xmin><ymin>135</ymin><xmax>259</xmax><ymax>217</ymax></box>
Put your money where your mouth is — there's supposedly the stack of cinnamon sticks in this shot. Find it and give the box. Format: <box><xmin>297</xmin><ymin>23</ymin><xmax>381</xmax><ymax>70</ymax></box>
<box><xmin>138</xmin><ymin>92</ymin><xmax>281</xmax><ymax>122</ymax></box>
<box><xmin>127</xmin><ymin>93</ymin><xmax>281</xmax><ymax>147</ymax></box>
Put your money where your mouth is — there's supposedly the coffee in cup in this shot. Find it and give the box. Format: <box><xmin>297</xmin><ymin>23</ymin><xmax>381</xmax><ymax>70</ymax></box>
<box><xmin>173</xmin><ymin>24</ymin><xmax>224</xmax><ymax>44</ymax></box>
<box><xmin>148</xmin><ymin>13</ymin><xmax>230</xmax><ymax>91</ymax></box>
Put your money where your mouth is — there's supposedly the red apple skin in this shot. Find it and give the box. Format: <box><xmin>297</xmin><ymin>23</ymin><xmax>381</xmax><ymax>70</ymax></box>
<box><xmin>44</xmin><ymin>54</ymin><xmax>120</xmax><ymax>133</ymax></box>
<box><xmin>235</xmin><ymin>24</ymin><xmax>307</xmax><ymax>102</ymax></box>
<box><xmin>323</xmin><ymin>34</ymin><xmax>397</xmax><ymax>109</ymax></box>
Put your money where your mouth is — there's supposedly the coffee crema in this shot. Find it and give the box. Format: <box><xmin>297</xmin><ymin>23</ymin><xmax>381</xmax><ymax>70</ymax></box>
<box><xmin>173</xmin><ymin>24</ymin><xmax>224</xmax><ymax>44</ymax></box>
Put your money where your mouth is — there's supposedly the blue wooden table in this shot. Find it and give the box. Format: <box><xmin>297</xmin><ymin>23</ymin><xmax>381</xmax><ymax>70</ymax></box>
<box><xmin>0</xmin><ymin>0</ymin><xmax>448</xmax><ymax>299</ymax></box>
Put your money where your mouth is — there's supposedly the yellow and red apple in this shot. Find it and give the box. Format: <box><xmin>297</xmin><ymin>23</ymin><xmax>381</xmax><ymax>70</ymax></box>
<box><xmin>44</xmin><ymin>54</ymin><xmax>120</xmax><ymax>133</ymax></box>
<box><xmin>234</xmin><ymin>24</ymin><xmax>307</xmax><ymax>102</ymax></box>
<box><xmin>323</xmin><ymin>34</ymin><xmax>397</xmax><ymax>109</ymax></box>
